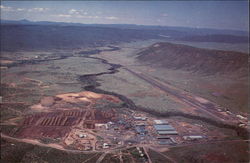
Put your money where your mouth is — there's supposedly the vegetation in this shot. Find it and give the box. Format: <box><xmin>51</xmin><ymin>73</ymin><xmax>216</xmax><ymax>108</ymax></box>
<box><xmin>162</xmin><ymin>140</ymin><xmax>249</xmax><ymax>163</ymax></box>
<box><xmin>1</xmin><ymin>138</ymin><xmax>101</xmax><ymax>163</ymax></box>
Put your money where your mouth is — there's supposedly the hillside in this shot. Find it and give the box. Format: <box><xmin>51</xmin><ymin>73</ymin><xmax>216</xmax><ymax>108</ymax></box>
<box><xmin>136</xmin><ymin>42</ymin><xmax>248</xmax><ymax>76</ymax></box>
<box><xmin>180</xmin><ymin>34</ymin><xmax>249</xmax><ymax>43</ymax></box>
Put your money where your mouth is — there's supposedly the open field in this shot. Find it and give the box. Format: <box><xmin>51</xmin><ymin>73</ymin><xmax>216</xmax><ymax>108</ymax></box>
<box><xmin>1</xmin><ymin>137</ymin><xmax>102</xmax><ymax>163</ymax></box>
<box><xmin>161</xmin><ymin>140</ymin><xmax>249</xmax><ymax>163</ymax></box>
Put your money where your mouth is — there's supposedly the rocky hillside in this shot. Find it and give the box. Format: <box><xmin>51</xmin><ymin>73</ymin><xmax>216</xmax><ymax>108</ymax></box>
<box><xmin>136</xmin><ymin>42</ymin><xmax>248</xmax><ymax>76</ymax></box>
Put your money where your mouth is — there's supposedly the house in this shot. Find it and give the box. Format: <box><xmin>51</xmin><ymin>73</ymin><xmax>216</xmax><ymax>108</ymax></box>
<box><xmin>153</xmin><ymin>124</ymin><xmax>178</xmax><ymax>135</ymax></box>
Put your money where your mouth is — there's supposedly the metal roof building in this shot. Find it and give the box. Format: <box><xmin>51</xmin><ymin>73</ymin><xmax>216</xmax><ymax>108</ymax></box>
<box><xmin>157</xmin><ymin>136</ymin><xmax>176</xmax><ymax>145</ymax></box>
<box><xmin>153</xmin><ymin>124</ymin><xmax>178</xmax><ymax>135</ymax></box>
<box><xmin>153</xmin><ymin>120</ymin><xmax>168</xmax><ymax>125</ymax></box>
<box><xmin>183</xmin><ymin>136</ymin><xmax>203</xmax><ymax>140</ymax></box>
<box><xmin>157</xmin><ymin>130</ymin><xmax>178</xmax><ymax>135</ymax></box>
<box><xmin>153</xmin><ymin>124</ymin><xmax>175</xmax><ymax>131</ymax></box>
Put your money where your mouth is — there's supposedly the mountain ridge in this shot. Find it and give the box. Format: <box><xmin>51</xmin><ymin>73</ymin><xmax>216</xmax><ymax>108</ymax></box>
<box><xmin>136</xmin><ymin>42</ymin><xmax>248</xmax><ymax>76</ymax></box>
<box><xmin>1</xmin><ymin>19</ymin><xmax>248</xmax><ymax>36</ymax></box>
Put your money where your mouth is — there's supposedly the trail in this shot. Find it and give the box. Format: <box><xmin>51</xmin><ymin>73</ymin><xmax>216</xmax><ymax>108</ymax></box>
<box><xmin>96</xmin><ymin>152</ymin><xmax>109</xmax><ymax>163</ymax></box>
<box><xmin>1</xmin><ymin>133</ymin><xmax>139</xmax><ymax>155</ymax></box>
<box><xmin>143</xmin><ymin>146</ymin><xmax>153</xmax><ymax>163</ymax></box>
<box><xmin>149</xmin><ymin>148</ymin><xmax>177</xmax><ymax>163</ymax></box>
<box><xmin>81</xmin><ymin>153</ymin><xmax>100</xmax><ymax>163</ymax></box>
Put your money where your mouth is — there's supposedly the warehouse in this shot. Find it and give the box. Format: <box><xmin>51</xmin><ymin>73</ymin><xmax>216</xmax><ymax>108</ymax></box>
<box><xmin>153</xmin><ymin>124</ymin><xmax>175</xmax><ymax>131</ymax></box>
<box><xmin>157</xmin><ymin>136</ymin><xmax>176</xmax><ymax>145</ymax></box>
<box><xmin>153</xmin><ymin>124</ymin><xmax>178</xmax><ymax>135</ymax></box>
<box><xmin>157</xmin><ymin>130</ymin><xmax>178</xmax><ymax>135</ymax></box>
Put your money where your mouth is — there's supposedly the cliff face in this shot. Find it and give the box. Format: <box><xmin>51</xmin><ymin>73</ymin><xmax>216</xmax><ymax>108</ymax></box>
<box><xmin>136</xmin><ymin>42</ymin><xmax>248</xmax><ymax>76</ymax></box>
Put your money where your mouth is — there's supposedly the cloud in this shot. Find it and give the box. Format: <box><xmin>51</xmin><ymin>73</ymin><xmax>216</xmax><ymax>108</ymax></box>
<box><xmin>0</xmin><ymin>5</ymin><xmax>14</xmax><ymax>11</ymax></box>
<box><xmin>17</xmin><ymin>8</ymin><xmax>25</xmax><ymax>11</ymax></box>
<box><xmin>157</xmin><ymin>19</ymin><xmax>162</xmax><ymax>22</ymax></box>
<box><xmin>55</xmin><ymin>10</ymin><xmax>99</xmax><ymax>19</ymax></box>
<box><xmin>75</xmin><ymin>15</ymin><xmax>99</xmax><ymax>19</ymax></box>
<box><xmin>91</xmin><ymin>16</ymin><xmax>100</xmax><ymax>19</ymax></box>
<box><xmin>68</xmin><ymin>9</ymin><xmax>88</xmax><ymax>15</ymax></box>
<box><xmin>69</xmin><ymin>9</ymin><xmax>79</xmax><ymax>15</ymax></box>
<box><xmin>105</xmin><ymin>16</ymin><xmax>118</xmax><ymax>20</ymax></box>
<box><xmin>1</xmin><ymin>5</ymin><xmax>48</xmax><ymax>13</ymax></box>
<box><xmin>57</xmin><ymin>14</ymin><xmax>72</xmax><ymax>18</ymax></box>
<box><xmin>54</xmin><ymin>10</ymin><xmax>117</xmax><ymax>21</ymax></box>
<box><xmin>82</xmin><ymin>12</ymin><xmax>88</xmax><ymax>15</ymax></box>
<box><xmin>161</xmin><ymin>13</ymin><xmax>168</xmax><ymax>17</ymax></box>
<box><xmin>28</xmin><ymin>8</ymin><xmax>49</xmax><ymax>12</ymax></box>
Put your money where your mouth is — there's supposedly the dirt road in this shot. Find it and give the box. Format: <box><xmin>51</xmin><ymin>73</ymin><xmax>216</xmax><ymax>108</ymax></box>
<box><xmin>1</xmin><ymin>133</ymin><xmax>98</xmax><ymax>154</ymax></box>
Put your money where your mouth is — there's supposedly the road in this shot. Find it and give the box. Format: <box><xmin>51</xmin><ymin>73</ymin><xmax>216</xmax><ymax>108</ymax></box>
<box><xmin>149</xmin><ymin>149</ymin><xmax>177</xmax><ymax>163</ymax></box>
<box><xmin>123</xmin><ymin>67</ymin><xmax>239</xmax><ymax>123</ymax></box>
<box><xmin>96</xmin><ymin>151</ymin><xmax>109</xmax><ymax>163</ymax></box>
<box><xmin>142</xmin><ymin>146</ymin><xmax>153</xmax><ymax>163</ymax></box>
<box><xmin>1</xmin><ymin>133</ymin><xmax>97</xmax><ymax>154</ymax></box>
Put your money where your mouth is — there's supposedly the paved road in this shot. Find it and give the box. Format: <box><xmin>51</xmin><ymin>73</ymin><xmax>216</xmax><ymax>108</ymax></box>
<box><xmin>123</xmin><ymin>67</ymin><xmax>238</xmax><ymax>123</ymax></box>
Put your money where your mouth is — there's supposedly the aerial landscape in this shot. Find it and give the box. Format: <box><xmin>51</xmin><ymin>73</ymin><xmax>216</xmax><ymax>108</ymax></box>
<box><xmin>0</xmin><ymin>1</ymin><xmax>249</xmax><ymax>163</ymax></box>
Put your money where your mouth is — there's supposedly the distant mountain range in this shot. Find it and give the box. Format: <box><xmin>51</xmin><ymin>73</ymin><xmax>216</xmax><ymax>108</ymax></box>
<box><xmin>1</xmin><ymin>19</ymin><xmax>249</xmax><ymax>36</ymax></box>
<box><xmin>1</xmin><ymin>19</ymin><xmax>249</xmax><ymax>51</ymax></box>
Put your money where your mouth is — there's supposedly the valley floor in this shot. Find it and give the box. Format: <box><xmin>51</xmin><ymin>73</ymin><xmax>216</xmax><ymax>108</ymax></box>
<box><xmin>1</xmin><ymin>40</ymin><xmax>249</xmax><ymax>163</ymax></box>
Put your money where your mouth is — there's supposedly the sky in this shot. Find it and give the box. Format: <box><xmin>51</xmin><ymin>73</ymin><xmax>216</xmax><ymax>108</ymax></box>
<box><xmin>1</xmin><ymin>1</ymin><xmax>249</xmax><ymax>31</ymax></box>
